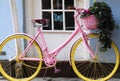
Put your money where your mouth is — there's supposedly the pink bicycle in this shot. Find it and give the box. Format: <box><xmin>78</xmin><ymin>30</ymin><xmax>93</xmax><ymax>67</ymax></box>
<box><xmin>0</xmin><ymin>8</ymin><xmax>119</xmax><ymax>81</ymax></box>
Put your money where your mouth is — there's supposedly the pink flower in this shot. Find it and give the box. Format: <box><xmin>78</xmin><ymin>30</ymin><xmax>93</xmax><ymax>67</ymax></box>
<box><xmin>84</xmin><ymin>9</ymin><xmax>90</xmax><ymax>14</ymax></box>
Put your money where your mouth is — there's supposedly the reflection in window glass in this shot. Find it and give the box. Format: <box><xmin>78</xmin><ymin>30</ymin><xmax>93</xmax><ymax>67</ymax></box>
<box><xmin>65</xmin><ymin>0</ymin><xmax>74</xmax><ymax>9</ymax></box>
<box><xmin>65</xmin><ymin>12</ymin><xmax>74</xmax><ymax>30</ymax></box>
<box><xmin>53</xmin><ymin>12</ymin><xmax>63</xmax><ymax>30</ymax></box>
<box><xmin>42</xmin><ymin>12</ymin><xmax>52</xmax><ymax>30</ymax></box>
<box><xmin>42</xmin><ymin>0</ymin><xmax>51</xmax><ymax>9</ymax></box>
<box><xmin>41</xmin><ymin>0</ymin><xmax>75</xmax><ymax>31</ymax></box>
<box><xmin>53</xmin><ymin>0</ymin><xmax>62</xmax><ymax>9</ymax></box>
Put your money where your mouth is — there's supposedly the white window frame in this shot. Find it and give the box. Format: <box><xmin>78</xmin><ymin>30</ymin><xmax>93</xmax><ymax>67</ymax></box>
<box><xmin>40</xmin><ymin>0</ymin><xmax>90</xmax><ymax>32</ymax></box>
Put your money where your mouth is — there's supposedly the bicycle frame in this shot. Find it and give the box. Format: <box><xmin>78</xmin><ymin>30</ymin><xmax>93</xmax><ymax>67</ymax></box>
<box><xmin>0</xmin><ymin>6</ymin><xmax>119</xmax><ymax>81</ymax></box>
<box><xmin>19</xmin><ymin>8</ymin><xmax>95</xmax><ymax>64</ymax></box>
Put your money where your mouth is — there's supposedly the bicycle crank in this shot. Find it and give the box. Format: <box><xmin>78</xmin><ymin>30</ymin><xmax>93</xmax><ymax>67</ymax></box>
<box><xmin>44</xmin><ymin>55</ymin><xmax>57</xmax><ymax>67</ymax></box>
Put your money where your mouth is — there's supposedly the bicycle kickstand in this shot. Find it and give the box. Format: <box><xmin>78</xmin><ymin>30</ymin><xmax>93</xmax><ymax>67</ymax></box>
<box><xmin>43</xmin><ymin>68</ymin><xmax>48</xmax><ymax>80</ymax></box>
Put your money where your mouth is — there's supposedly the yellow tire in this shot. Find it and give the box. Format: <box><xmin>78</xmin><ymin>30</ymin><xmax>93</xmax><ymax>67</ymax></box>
<box><xmin>70</xmin><ymin>33</ymin><xmax>119</xmax><ymax>81</ymax></box>
<box><xmin>0</xmin><ymin>34</ymin><xmax>42</xmax><ymax>81</ymax></box>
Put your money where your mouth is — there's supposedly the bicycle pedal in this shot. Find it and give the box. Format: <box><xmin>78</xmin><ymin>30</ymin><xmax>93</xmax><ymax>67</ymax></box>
<box><xmin>54</xmin><ymin>68</ymin><xmax>61</xmax><ymax>74</ymax></box>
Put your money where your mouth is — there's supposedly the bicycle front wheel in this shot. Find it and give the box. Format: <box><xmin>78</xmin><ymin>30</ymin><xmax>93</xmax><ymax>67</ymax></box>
<box><xmin>0</xmin><ymin>34</ymin><xmax>42</xmax><ymax>81</ymax></box>
<box><xmin>70</xmin><ymin>33</ymin><xmax>119</xmax><ymax>81</ymax></box>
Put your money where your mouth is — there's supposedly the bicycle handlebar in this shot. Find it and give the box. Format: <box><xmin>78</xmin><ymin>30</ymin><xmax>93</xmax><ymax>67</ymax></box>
<box><xmin>68</xmin><ymin>6</ymin><xmax>88</xmax><ymax>15</ymax></box>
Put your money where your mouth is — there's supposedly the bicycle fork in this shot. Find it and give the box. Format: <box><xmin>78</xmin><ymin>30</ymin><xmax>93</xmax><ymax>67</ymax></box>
<box><xmin>81</xmin><ymin>33</ymin><xmax>96</xmax><ymax>60</ymax></box>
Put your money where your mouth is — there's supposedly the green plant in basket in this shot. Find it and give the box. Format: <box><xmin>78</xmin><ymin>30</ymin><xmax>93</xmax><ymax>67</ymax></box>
<box><xmin>81</xmin><ymin>2</ymin><xmax>117</xmax><ymax>52</ymax></box>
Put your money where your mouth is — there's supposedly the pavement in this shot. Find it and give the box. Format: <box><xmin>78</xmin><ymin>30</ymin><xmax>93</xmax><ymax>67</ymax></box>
<box><xmin>0</xmin><ymin>76</ymin><xmax>120</xmax><ymax>81</ymax></box>
<box><xmin>32</xmin><ymin>77</ymin><xmax>120</xmax><ymax>81</ymax></box>
<box><xmin>0</xmin><ymin>71</ymin><xmax>120</xmax><ymax>81</ymax></box>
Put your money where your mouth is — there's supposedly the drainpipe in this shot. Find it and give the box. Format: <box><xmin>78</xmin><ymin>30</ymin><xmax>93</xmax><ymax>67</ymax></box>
<box><xmin>22</xmin><ymin>0</ymin><xmax>26</xmax><ymax>33</ymax></box>
<box><xmin>9</xmin><ymin>0</ymin><xmax>21</xmax><ymax>59</ymax></box>
<box><xmin>9</xmin><ymin>0</ymin><xmax>20</xmax><ymax>33</ymax></box>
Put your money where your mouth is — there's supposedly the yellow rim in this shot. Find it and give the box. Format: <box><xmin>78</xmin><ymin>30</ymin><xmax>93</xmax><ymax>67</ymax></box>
<box><xmin>70</xmin><ymin>33</ymin><xmax>119</xmax><ymax>81</ymax></box>
<box><xmin>0</xmin><ymin>34</ymin><xmax>42</xmax><ymax>81</ymax></box>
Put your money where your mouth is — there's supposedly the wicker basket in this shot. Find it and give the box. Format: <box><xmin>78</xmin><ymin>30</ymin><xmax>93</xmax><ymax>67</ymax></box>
<box><xmin>81</xmin><ymin>15</ymin><xmax>98</xmax><ymax>30</ymax></box>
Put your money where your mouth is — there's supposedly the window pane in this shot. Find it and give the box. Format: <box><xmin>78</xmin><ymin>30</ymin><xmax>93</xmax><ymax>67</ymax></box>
<box><xmin>53</xmin><ymin>12</ymin><xmax>63</xmax><ymax>30</ymax></box>
<box><xmin>65</xmin><ymin>12</ymin><xmax>74</xmax><ymax>30</ymax></box>
<box><xmin>42</xmin><ymin>12</ymin><xmax>52</xmax><ymax>30</ymax></box>
<box><xmin>42</xmin><ymin>0</ymin><xmax>51</xmax><ymax>9</ymax></box>
<box><xmin>65</xmin><ymin>0</ymin><xmax>74</xmax><ymax>9</ymax></box>
<box><xmin>53</xmin><ymin>0</ymin><xmax>62</xmax><ymax>9</ymax></box>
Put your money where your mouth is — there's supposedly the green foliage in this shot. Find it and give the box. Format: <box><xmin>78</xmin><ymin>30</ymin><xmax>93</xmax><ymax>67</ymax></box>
<box><xmin>91</xmin><ymin>2</ymin><xmax>116</xmax><ymax>51</ymax></box>
<box><xmin>81</xmin><ymin>2</ymin><xmax>116</xmax><ymax>52</ymax></box>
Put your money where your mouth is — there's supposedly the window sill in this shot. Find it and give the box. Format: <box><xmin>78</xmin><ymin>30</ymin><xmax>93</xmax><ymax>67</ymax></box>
<box><xmin>41</xmin><ymin>30</ymin><xmax>73</xmax><ymax>33</ymax></box>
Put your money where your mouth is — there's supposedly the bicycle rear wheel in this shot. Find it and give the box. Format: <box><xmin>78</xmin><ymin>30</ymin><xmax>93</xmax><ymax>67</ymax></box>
<box><xmin>0</xmin><ymin>34</ymin><xmax>42</xmax><ymax>81</ymax></box>
<box><xmin>70</xmin><ymin>33</ymin><xmax>119</xmax><ymax>81</ymax></box>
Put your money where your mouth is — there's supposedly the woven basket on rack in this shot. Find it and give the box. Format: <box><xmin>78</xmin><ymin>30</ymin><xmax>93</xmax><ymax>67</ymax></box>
<box><xmin>81</xmin><ymin>15</ymin><xmax>97</xmax><ymax>30</ymax></box>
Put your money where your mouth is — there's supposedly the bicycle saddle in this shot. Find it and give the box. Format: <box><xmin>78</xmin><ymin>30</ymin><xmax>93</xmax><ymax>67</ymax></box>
<box><xmin>32</xmin><ymin>19</ymin><xmax>48</xmax><ymax>24</ymax></box>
